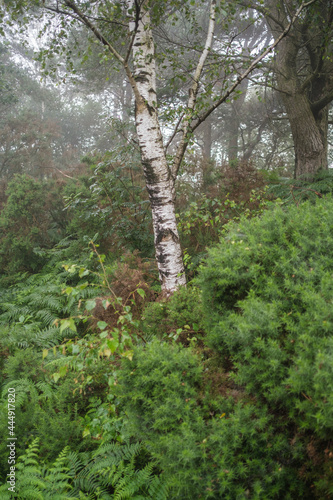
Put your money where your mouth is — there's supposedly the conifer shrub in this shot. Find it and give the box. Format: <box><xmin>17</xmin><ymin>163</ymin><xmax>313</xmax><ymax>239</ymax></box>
<box><xmin>119</xmin><ymin>340</ymin><xmax>308</xmax><ymax>499</ymax></box>
<box><xmin>140</xmin><ymin>285</ymin><xmax>204</xmax><ymax>341</ymax></box>
<box><xmin>199</xmin><ymin>195</ymin><xmax>333</xmax><ymax>494</ymax></box>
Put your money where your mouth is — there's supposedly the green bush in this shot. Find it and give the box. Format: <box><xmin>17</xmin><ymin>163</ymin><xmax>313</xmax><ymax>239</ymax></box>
<box><xmin>0</xmin><ymin>349</ymin><xmax>86</xmax><ymax>478</ymax></box>
<box><xmin>140</xmin><ymin>285</ymin><xmax>204</xmax><ymax>340</ymax></box>
<box><xmin>200</xmin><ymin>196</ymin><xmax>333</xmax><ymax>434</ymax></box>
<box><xmin>63</xmin><ymin>154</ymin><xmax>154</xmax><ymax>257</ymax></box>
<box><xmin>118</xmin><ymin>340</ymin><xmax>308</xmax><ymax>499</ymax></box>
<box><xmin>0</xmin><ymin>438</ymin><xmax>168</xmax><ymax>500</ymax></box>
<box><xmin>198</xmin><ymin>195</ymin><xmax>333</xmax><ymax>496</ymax></box>
<box><xmin>0</xmin><ymin>175</ymin><xmax>68</xmax><ymax>274</ymax></box>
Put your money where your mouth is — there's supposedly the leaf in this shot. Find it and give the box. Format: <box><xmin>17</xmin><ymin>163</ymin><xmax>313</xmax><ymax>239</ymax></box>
<box><xmin>107</xmin><ymin>338</ymin><xmax>119</xmax><ymax>354</ymax></box>
<box><xmin>60</xmin><ymin>318</ymin><xmax>77</xmax><ymax>333</ymax></box>
<box><xmin>59</xmin><ymin>365</ymin><xmax>68</xmax><ymax>377</ymax></box>
<box><xmin>82</xmin><ymin>428</ymin><xmax>91</xmax><ymax>438</ymax></box>
<box><xmin>53</xmin><ymin>373</ymin><xmax>61</xmax><ymax>383</ymax></box>
<box><xmin>102</xmin><ymin>300</ymin><xmax>110</xmax><ymax>310</ymax></box>
<box><xmin>42</xmin><ymin>349</ymin><xmax>48</xmax><ymax>360</ymax></box>
<box><xmin>136</xmin><ymin>288</ymin><xmax>146</xmax><ymax>299</ymax></box>
<box><xmin>121</xmin><ymin>350</ymin><xmax>134</xmax><ymax>361</ymax></box>
<box><xmin>72</xmin><ymin>344</ymin><xmax>80</xmax><ymax>354</ymax></box>
<box><xmin>97</xmin><ymin>321</ymin><xmax>108</xmax><ymax>331</ymax></box>
<box><xmin>86</xmin><ymin>299</ymin><xmax>96</xmax><ymax>311</ymax></box>
<box><xmin>79</xmin><ymin>267</ymin><xmax>89</xmax><ymax>277</ymax></box>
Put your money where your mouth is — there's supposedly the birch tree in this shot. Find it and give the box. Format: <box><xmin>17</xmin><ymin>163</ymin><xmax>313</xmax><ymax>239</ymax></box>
<box><xmin>0</xmin><ymin>0</ymin><xmax>315</xmax><ymax>293</ymax></box>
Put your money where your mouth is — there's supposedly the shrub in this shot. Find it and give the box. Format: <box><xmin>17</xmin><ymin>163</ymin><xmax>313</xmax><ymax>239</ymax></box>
<box><xmin>199</xmin><ymin>195</ymin><xmax>333</xmax><ymax>496</ymax></box>
<box><xmin>118</xmin><ymin>340</ymin><xmax>309</xmax><ymax>499</ymax></box>
<box><xmin>63</xmin><ymin>154</ymin><xmax>154</xmax><ymax>257</ymax></box>
<box><xmin>0</xmin><ymin>175</ymin><xmax>68</xmax><ymax>273</ymax></box>
<box><xmin>140</xmin><ymin>285</ymin><xmax>204</xmax><ymax>341</ymax></box>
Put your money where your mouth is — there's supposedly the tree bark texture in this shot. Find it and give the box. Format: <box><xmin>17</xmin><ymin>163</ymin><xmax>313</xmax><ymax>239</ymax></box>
<box><xmin>128</xmin><ymin>3</ymin><xmax>186</xmax><ymax>294</ymax></box>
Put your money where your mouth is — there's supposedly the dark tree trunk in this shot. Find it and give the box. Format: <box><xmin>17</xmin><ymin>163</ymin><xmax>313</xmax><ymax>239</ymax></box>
<box><xmin>282</xmin><ymin>93</ymin><xmax>328</xmax><ymax>177</ymax></box>
<box><xmin>265</xmin><ymin>0</ymin><xmax>333</xmax><ymax>178</ymax></box>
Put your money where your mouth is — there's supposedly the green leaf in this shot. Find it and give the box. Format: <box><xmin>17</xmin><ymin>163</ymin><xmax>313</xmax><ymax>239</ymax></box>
<box><xmin>53</xmin><ymin>373</ymin><xmax>61</xmax><ymax>383</ymax></box>
<box><xmin>42</xmin><ymin>349</ymin><xmax>48</xmax><ymax>360</ymax></box>
<box><xmin>107</xmin><ymin>338</ymin><xmax>119</xmax><ymax>354</ymax></box>
<box><xmin>79</xmin><ymin>267</ymin><xmax>89</xmax><ymax>277</ymax></box>
<box><xmin>60</xmin><ymin>318</ymin><xmax>77</xmax><ymax>333</ymax></box>
<box><xmin>121</xmin><ymin>350</ymin><xmax>134</xmax><ymax>361</ymax></box>
<box><xmin>86</xmin><ymin>299</ymin><xmax>96</xmax><ymax>311</ymax></box>
<box><xmin>82</xmin><ymin>428</ymin><xmax>91</xmax><ymax>438</ymax></box>
<box><xmin>72</xmin><ymin>344</ymin><xmax>80</xmax><ymax>354</ymax></box>
<box><xmin>136</xmin><ymin>288</ymin><xmax>146</xmax><ymax>299</ymax></box>
<box><xmin>97</xmin><ymin>321</ymin><xmax>108</xmax><ymax>331</ymax></box>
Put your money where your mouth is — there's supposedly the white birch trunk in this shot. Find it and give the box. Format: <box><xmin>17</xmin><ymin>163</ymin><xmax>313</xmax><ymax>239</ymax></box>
<box><xmin>128</xmin><ymin>2</ymin><xmax>186</xmax><ymax>294</ymax></box>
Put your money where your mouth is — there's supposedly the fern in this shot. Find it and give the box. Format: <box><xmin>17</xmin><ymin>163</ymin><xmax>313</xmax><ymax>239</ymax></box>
<box><xmin>42</xmin><ymin>446</ymin><xmax>76</xmax><ymax>499</ymax></box>
<box><xmin>69</xmin><ymin>442</ymin><xmax>168</xmax><ymax>500</ymax></box>
<box><xmin>2</xmin><ymin>378</ymin><xmax>57</xmax><ymax>408</ymax></box>
<box><xmin>1</xmin><ymin>378</ymin><xmax>40</xmax><ymax>408</ymax></box>
<box><xmin>0</xmin><ymin>438</ymin><xmax>45</xmax><ymax>500</ymax></box>
<box><xmin>0</xmin><ymin>438</ymin><xmax>168</xmax><ymax>500</ymax></box>
<box><xmin>0</xmin><ymin>439</ymin><xmax>79</xmax><ymax>500</ymax></box>
<box><xmin>0</xmin><ymin>265</ymin><xmax>100</xmax><ymax>352</ymax></box>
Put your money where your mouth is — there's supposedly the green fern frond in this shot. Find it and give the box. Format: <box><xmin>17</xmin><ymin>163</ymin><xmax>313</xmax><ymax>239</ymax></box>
<box><xmin>148</xmin><ymin>475</ymin><xmax>169</xmax><ymax>500</ymax></box>
<box><xmin>2</xmin><ymin>378</ymin><xmax>39</xmax><ymax>407</ymax></box>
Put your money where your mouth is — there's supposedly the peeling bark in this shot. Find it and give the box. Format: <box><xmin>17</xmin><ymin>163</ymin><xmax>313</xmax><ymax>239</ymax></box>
<box><xmin>128</xmin><ymin>1</ymin><xmax>186</xmax><ymax>294</ymax></box>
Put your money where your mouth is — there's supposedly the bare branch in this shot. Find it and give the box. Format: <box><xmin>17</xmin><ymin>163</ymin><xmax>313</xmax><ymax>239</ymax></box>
<box><xmin>171</xmin><ymin>0</ymin><xmax>216</xmax><ymax>181</ymax></box>
<box><xmin>165</xmin><ymin>113</ymin><xmax>184</xmax><ymax>151</ymax></box>
<box><xmin>191</xmin><ymin>0</ymin><xmax>318</xmax><ymax>134</ymax></box>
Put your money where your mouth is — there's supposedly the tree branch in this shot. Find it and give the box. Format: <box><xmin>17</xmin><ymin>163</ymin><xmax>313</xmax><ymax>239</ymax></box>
<box><xmin>191</xmin><ymin>0</ymin><xmax>318</xmax><ymax>134</ymax></box>
<box><xmin>171</xmin><ymin>0</ymin><xmax>216</xmax><ymax>181</ymax></box>
<box><xmin>165</xmin><ymin>113</ymin><xmax>184</xmax><ymax>151</ymax></box>
<box><xmin>63</xmin><ymin>0</ymin><xmax>124</xmax><ymax>64</ymax></box>
<box><xmin>311</xmin><ymin>89</ymin><xmax>333</xmax><ymax>114</ymax></box>
<box><xmin>61</xmin><ymin>0</ymin><xmax>142</xmax><ymax>105</ymax></box>
<box><xmin>44</xmin><ymin>4</ymin><xmax>127</xmax><ymax>27</ymax></box>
